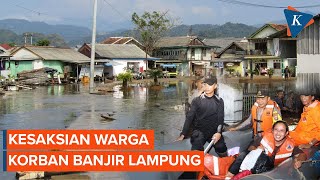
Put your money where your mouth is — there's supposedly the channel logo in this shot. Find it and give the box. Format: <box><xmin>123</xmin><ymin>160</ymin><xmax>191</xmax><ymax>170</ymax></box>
<box><xmin>284</xmin><ymin>6</ymin><xmax>314</xmax><ymax>38</ymax></box>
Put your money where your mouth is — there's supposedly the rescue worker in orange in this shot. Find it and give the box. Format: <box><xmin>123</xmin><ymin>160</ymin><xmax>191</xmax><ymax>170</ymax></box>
<box><xmin>229</xmin><ymin>90</ymin><xmax>282</xmax><ymax>147</ymax></box>
<box><xmin>290</xmin><ymin>90</ymin><xmax>320</xmax><ymax>148</ymax></box>
<box><xmin>225</xmin><ymin>121</ymin><xmax>307</xmax><ymax>178</ymax></box>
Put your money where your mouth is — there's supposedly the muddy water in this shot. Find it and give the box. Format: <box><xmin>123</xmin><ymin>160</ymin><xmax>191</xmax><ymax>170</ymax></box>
<box><xmin>0</xmin><ymin>82</ymin><xmax>188</xmax><ymax>179</ymax></box>
<box><xmin>0</xmin><ymin>80</ymin><xmax>299</xmax><ymax>179</ymax></box>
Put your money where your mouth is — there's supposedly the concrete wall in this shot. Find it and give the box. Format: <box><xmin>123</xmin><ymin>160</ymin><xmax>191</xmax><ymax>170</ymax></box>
<box><xmin>43</xmin><ymin>61</ymin><xmax>64</xmax><ymax>74</ymax></box>
<box><xmin>5</xmin><ymin>61</ymin><xmax>33</xmax><ymax>76</ymax></box>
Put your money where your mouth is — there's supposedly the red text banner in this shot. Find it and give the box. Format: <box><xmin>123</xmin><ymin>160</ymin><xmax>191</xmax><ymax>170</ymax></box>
<box><xmin>6</xmin><ymin>130</ymin><xmax>154</xmax><ymax>150</ymax></box>
<box><xmin>6</xmin><ymin>151</ymin><xmax>204</xmax><ymax>172</ymax></box>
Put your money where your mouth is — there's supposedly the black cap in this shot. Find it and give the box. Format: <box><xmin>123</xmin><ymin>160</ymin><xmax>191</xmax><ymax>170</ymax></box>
<box><xmin>297</xmin><ymin>88</ymin><xmax>317</xmax><ymax>96</ymax></box>
<box><xmin>255</xmin><ymin>90</ymin><xmax>269</xmax><ymax>98</ymax></box>
<box><xmin>203</xmin><ymin>77</ymin><xmax>217</xmax><ymax>86</ymax></box>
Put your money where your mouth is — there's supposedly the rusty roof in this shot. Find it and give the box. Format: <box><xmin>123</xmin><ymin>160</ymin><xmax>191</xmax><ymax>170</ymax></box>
<box><xmin>100</xmin><ymin>37</ymin><xmax>143</xmax><ymax>47</ymax></box>
<box><xmin>101</xmin><ymin>37</ymin><xmax>121</xmax><ymax>44</ymax></box>
<box><xmin>269</xmin><ymin>24</ymin><xmax>287</xmax><ymax>31</ymax></box>
<box><xmin>0</xmin><ymin>44</ymin><xmax>12</xmax><ymax>50</ymax></box>
<box><xmin>250</xmin><ymin>23</ymin><xmax>287</xmax><ymax>38</ymax></box>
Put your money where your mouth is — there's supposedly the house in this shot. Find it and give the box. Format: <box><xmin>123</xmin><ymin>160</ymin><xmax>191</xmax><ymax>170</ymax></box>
<box><xmin>8</xmin><ymin>46</ymin><xmax>90</xmax><ymax>78</ymax></box>
<box><xmin>296</xmin><ymin>14</ymin><xmax>320</xmax><ymax>90</ymax></box>
<box><xmin>203</xmin><ymin>38</ymin><xmax>243</xmax><ymax>58</ymax></box>
<box><xmin>244</xmin><ymin>23</ymin><xmax>295</xmax><ymax>77</ymax></box>
<box><xmin>153</xmin><ymin>36</ymin><xmax>213</xmax><ymax>77</ymax></box>
<box><xmin>101</xmin><ymin>37</ymin><xmax>144</xmax><ymax>50</ymax></box>
<box><xmin>214</xmin><ymin>40</ymin><xmax>248</xmax><ymax>77</ymax></box>
<box><xmin>0</xmin><ymin>44</ymin><xmax>11</xmax><ymax>69</ymax></box>
<box><xmin>78</xmin><ymin>43</ymin><xmax>158</xmax><ymax>79</ymax></box>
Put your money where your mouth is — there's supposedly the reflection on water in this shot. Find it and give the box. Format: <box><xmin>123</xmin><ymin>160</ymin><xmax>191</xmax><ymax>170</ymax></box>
<box><xmin>0</xmin><ymin>80</ymin><xmax>301</xmax><ymax>179</ymax></box>
<box><xmin>0</xmin><ymin>80</ymin><xmax>300</xmax><ymax>133</ymax></box>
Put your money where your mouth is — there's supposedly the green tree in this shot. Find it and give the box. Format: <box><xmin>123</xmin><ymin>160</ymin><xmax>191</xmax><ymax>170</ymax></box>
<box><xmin>132</xmin><ymin>11</ymin><xmax>176</xmax><ymax>68</ymax></box>
<box><xmin>36</xmin><ymin>39</ymin><xmax>50</xmax><ymax>46</ymax></box>
<box><xmin>147</xmin><ymin>68</ymin><xmax>163</xmax><ymax>84</ymax></box>
<box><xmin>8</xmin><ymin>42</ymin><xmax>15</xmax><ymax>47</ymax></box>
<box><xmin>117</xmin><ymin>71</ymin><xmax>133</xmax><ymax>87</ymax></box>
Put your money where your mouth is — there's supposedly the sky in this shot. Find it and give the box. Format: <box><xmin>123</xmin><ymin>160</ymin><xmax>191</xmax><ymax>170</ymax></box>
<box><xmin>1</xmin><ymin>0</ymin><xmax>320</xmax><ymax>32</ymax></box>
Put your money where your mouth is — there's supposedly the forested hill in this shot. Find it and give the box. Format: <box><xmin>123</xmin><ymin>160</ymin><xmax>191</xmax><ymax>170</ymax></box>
<box><xmin>0</xmin><ymin>29</ymin><xmax>68</xmax><ymax>47</ymax></box>
<box><xmin>168</xmin><ymin>22</ymin><xmax>258</xmax><ymax>38</ymax></box>
<box><xmin>0</xmin><ymin>19</ymin><xmax>258</xmax><ymax>46</ymax></box>
<box><xmin>70</xmin><ymin>22</ymin><xmax>258</xmax><ymax>46</ymax></box>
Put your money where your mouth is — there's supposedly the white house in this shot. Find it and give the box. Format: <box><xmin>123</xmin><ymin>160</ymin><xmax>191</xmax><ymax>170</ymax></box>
<box><xmin>78</xmin><ymin>43</ymin><xmax>158</xmax><ymax>79</ymax></box>
<box><xmin>245</xmin><ymin>23</ymin><xmax>296</xmax><ymax>77</ymax></box>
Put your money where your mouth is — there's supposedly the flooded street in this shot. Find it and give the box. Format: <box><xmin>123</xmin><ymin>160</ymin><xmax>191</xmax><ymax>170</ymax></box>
<box><xmin>0</xmin><ymin>79</ymin><xmax>299</xmax><ymax>179</ymax></box>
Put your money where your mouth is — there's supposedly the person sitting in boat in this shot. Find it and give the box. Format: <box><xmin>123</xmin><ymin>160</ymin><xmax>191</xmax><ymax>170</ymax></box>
<box><xmin>176</xmin><ymin>77</ymin><xmax>228</xmax><ymax>157</ymax></box>
<box><xmin>226</xmin><ymin>121</ymin><xmax>307</xmax><ymax>178</ymax></box>
<box><xmin>289</xmin><ymin>89</ymin><xmax>320</xmax><ymax>148</ymax></box>
<box><xmin>229</xmin><ymin>90</ymin><xmax>282</xmax><ymax>149</ymax></box>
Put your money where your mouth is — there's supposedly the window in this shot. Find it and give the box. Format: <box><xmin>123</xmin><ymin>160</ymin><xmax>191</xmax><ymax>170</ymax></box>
<box><xmin>191</xmin><ymin>49</ymin><xmax>195</xmax><ymax>57</ymax></box>
<box><xmin>274</xmin><ymin>63</ymin><xmax>281</xmax><ymax>69</ymax></box>
<box><xmin>202</xmin><ymin>48</ymin><xmax>206</xmax><ymax>56</ymax></box>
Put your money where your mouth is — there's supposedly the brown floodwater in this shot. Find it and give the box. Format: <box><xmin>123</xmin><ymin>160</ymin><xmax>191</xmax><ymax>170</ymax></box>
<box><xmin>0</xmin><ymin>80</ymin><xmax>301</xmax><ymax>179</ymax></box>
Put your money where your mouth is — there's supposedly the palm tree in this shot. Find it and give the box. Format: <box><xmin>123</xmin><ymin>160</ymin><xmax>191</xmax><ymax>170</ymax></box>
<box><xmin>147</xmin><ymin>69</ymin><xmax>163</xmax><ymax>84</ymax></box>
<box><xmin>117</xmin><ymin>71</ymin><xmax>133</xmax><ymax>87</ymax></box>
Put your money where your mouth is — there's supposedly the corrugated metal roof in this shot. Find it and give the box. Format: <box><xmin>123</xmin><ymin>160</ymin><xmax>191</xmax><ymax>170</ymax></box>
<box><xmin>101</xmin><ymin>37</ymin><xmax>143</xmax><ymax>46</ymax></box>
<box><xmin>203</xmin><ymin>38</ymin><xmax>243</xmax><ymax>53</ymax></box>
<box><xmin>114</xmin><ymin>38</ymin><xmax>131</xmax><ymax>44</ymax></box>
<box><xmin>155</xmin><ymin>36</ymin><xmax>205</xmax><ymax>48</ymax></box>
<box><xmin>101</xmin><ymin>37</ymin><xmax>121</xmax><ymax>44</ymax></box>
<box><xmin>216</xmin><ymin>41</ymin><xmax>248</xmax><ymax>58</ymax></box>
<box><xmin>12</xmin><ymin>46</ymin><xmax>90</xmax><ymax>63</ymax></box>
<box><xmin>88</xmin><ymin>44</ymin><xmax>151</xmax><ymax>59</ymax></box>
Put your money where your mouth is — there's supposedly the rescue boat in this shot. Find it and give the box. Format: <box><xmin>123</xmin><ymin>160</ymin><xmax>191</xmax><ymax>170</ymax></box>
<box><xmin>127</xmin><ymin>129</ymin><xmax>319</xmax><ymax>180</ymax></box>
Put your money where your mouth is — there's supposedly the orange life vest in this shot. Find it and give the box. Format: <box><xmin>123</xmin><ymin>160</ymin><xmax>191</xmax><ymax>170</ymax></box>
<box><xmin>260</xmin><ymin>131</ymin><xmax>295</xmax><ymax>166</ymax></box>
<box><xmin>290</xmin><ymin>100</ymin><xmax>320</xmax><ymax>145</ymax></box>
<box><xmin>201</xmin><ymin>154</ymin><xmax>235</xmax><ymax>180</ymax></box>
<box><xmin>251</xmin><ymin>100</ymin><xmax>280</xmax><ymax>136</ymax></box>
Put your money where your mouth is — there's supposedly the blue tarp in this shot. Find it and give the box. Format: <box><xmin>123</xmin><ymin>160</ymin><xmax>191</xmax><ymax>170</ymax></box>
<box><xmin>161</xmin><ymin>64</ymin><xmax>176</xmax><ymax>68</ymax></box>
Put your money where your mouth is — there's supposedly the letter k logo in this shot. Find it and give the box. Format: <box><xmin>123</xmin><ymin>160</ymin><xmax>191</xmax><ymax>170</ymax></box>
<box><xmin>284</xmin><ymin>6</ymin><xmax>314</xmax><ymax>38</ymax></box>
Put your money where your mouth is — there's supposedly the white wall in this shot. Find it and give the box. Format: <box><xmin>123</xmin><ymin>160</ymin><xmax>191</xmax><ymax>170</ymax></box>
<box><xmin>297</xmin><ymin>54</ymin><xmax>320</xmax><ymax>73</ymax></box>
<box><xmin>187</xmin><ymin>48</ymin><xmax>204</xmax><ymax>60</ymax></box>
<box><xmin>267</xmin><ymin>59</ymin><xmax>274</xmax><ymax>68</ymax></box>
<box><xmin>11</xmin><ymin>48</ymin><xmax>39</xmax><ymax>60</ymax></box>
<box><xmin>33</xmin><ymin>60</ymin><xmax>44</xmax><ymax>69</ymax></box>
<box><xmin>253</xmin><ymin>27</ymin><xmax>278</xmax><ymax>38</ymax></box>
<box><xmin>113</xmin><ymin>60</ymin><xmax>146</xmax><ymax>76</ymax></box>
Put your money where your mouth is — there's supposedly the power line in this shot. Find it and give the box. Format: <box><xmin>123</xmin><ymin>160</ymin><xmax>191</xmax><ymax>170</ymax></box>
<box><xmin>216</xmin><ymin>0</ymin><xmax>320</xmax><ymax>9</ymax></box>
<box><xmin>7</xmin><ymin>1</ymin><xmax>93</xmax><ymax>26</ymax></box>
<box><xmin>101</xmin><ymin>0</ymin><xmax>132</xmax><ymax>23</ymax></box>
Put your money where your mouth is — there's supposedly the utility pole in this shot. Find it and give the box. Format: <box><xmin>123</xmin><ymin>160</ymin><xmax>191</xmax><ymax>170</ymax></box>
<box><xmin>30</xmin><ymin>33</ymin><xmax>33</xmax><ymax>45</ymax></box>
<box><xmin>24</xmin><ymin>33</ymin><xmax>28</xmax><ymax>45</ymax></box>
<box><xmin>89</xmin><ymin>0</ymin><xmax>97</xmax><ymax>94</ymax></box>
